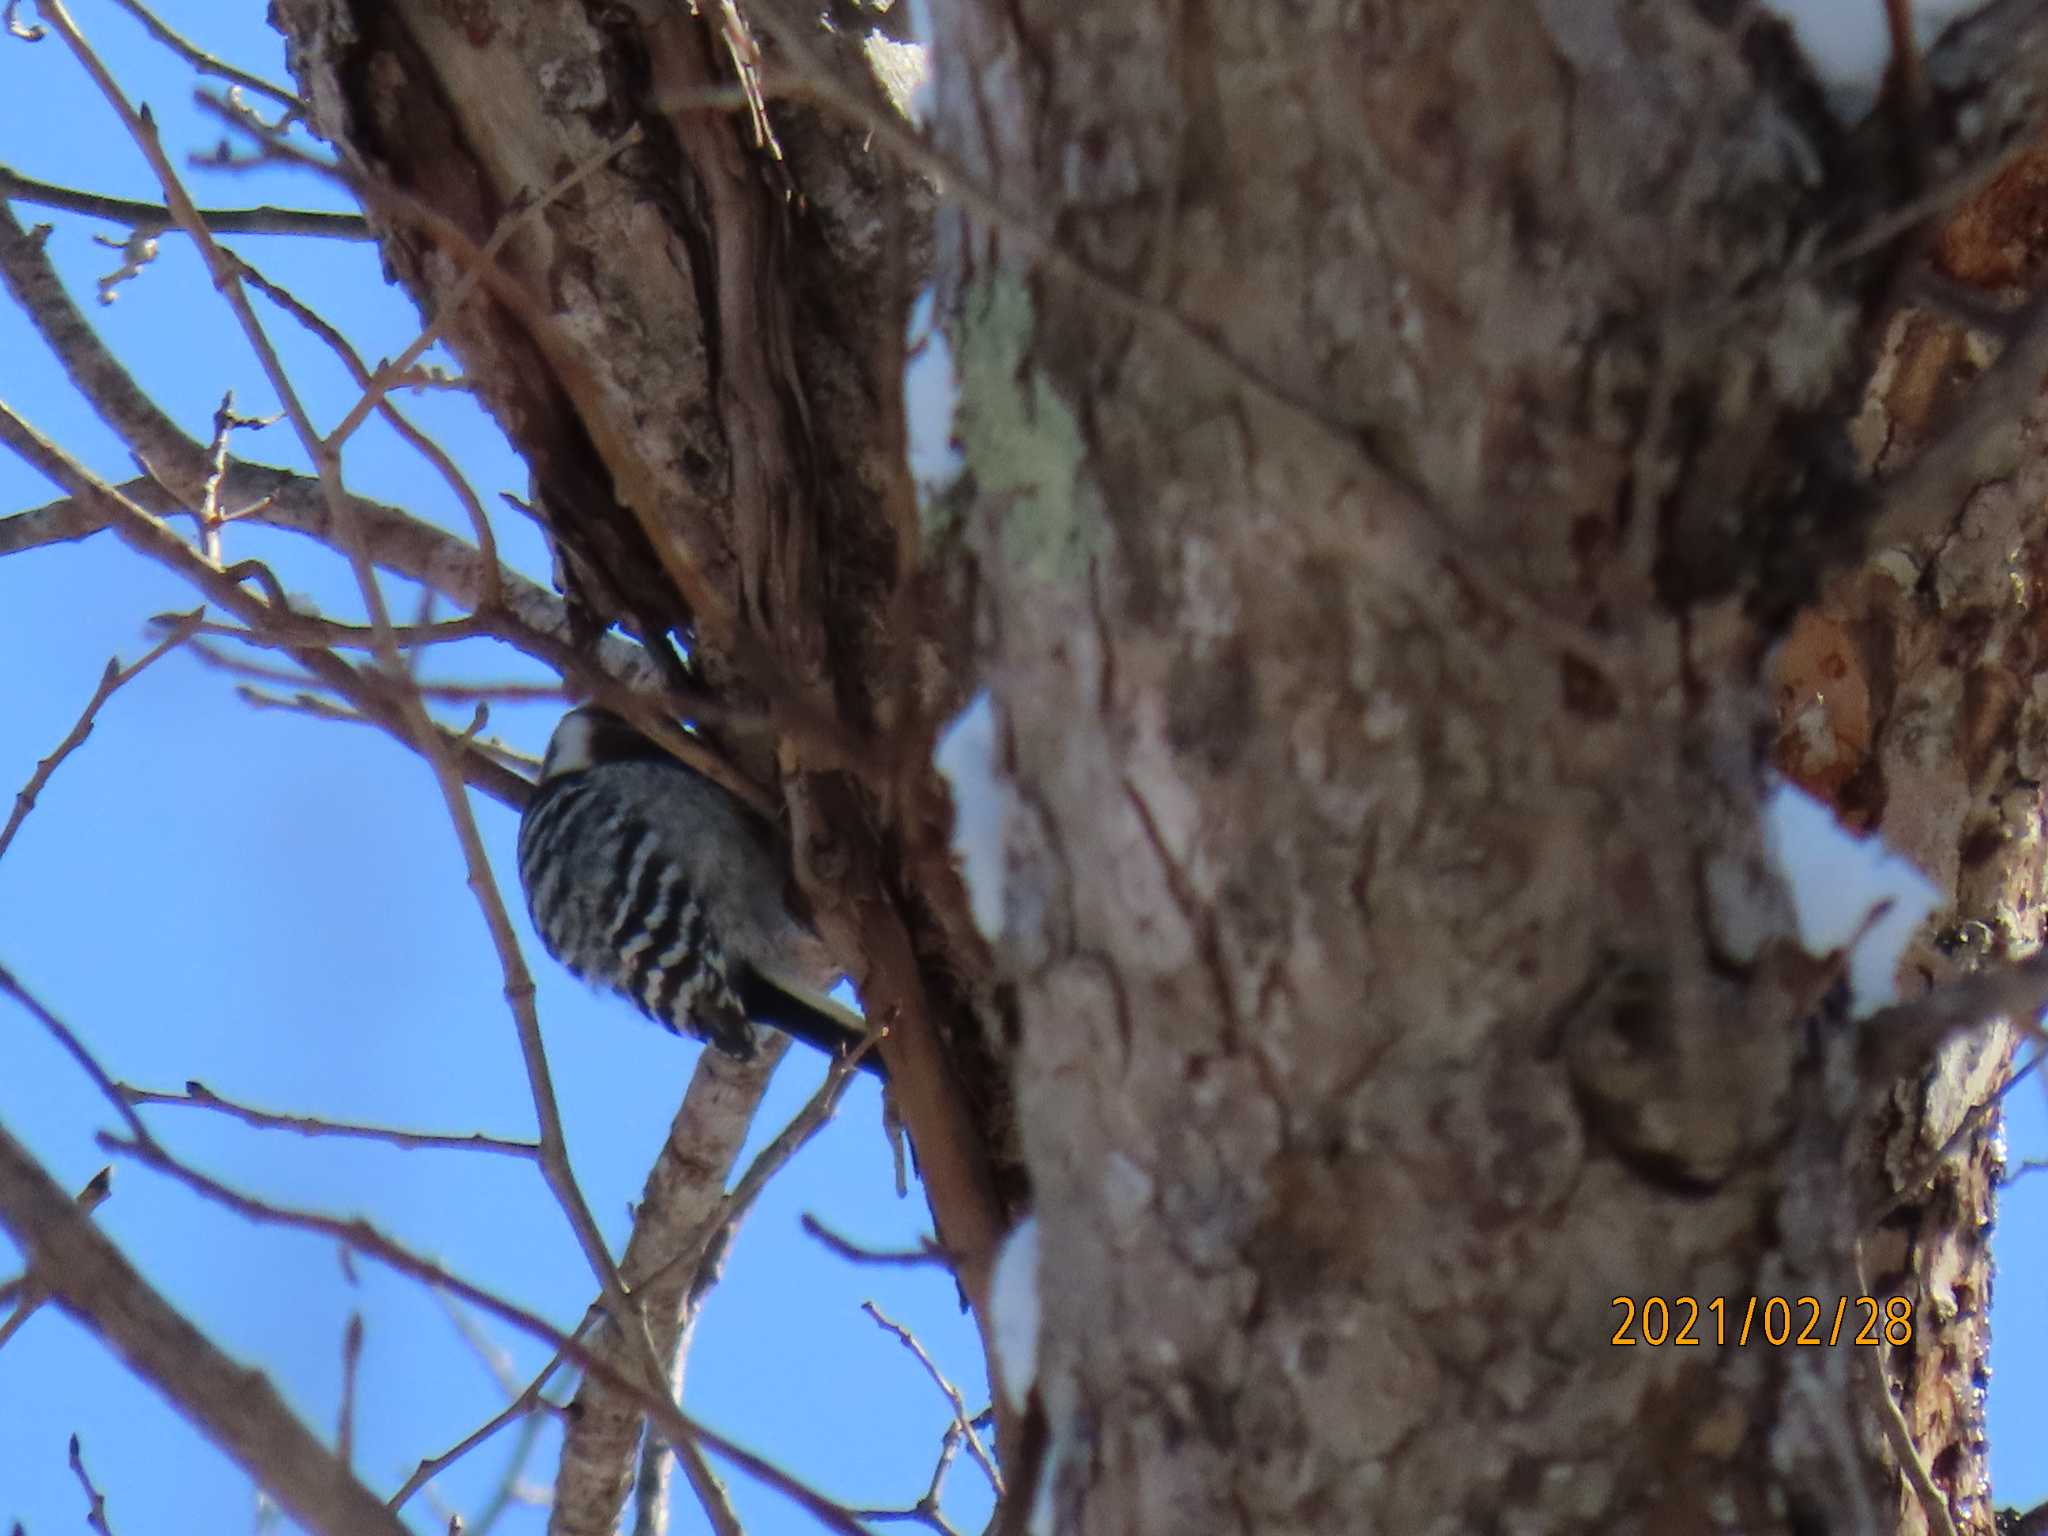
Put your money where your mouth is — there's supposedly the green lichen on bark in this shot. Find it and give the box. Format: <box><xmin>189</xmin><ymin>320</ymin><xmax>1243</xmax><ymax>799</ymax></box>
<box><xmin>949</xmin><ymin>275</ymin><xmax>1098</xmax><ymax>580</ymax></box>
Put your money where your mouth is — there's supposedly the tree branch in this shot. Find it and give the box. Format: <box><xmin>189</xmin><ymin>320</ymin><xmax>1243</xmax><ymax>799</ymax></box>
<box><xmin>0</xmin><ymin>164</ymin><xmax>367</xmax><ymax>239</ymax></box>
<box><xmin>0</xmin><ymin>607</ymin><xmax>201</xmax><ymax>865</ymax></box>
<box><xmin>0</xmin><ymin>1124</ymin><xmax>413</xmax><ymax>1536</ymax></box>
<box><xmin>116</xmin><ymin>1080</ymin><xmax>539</xmax><ymax>1158</ymax></box>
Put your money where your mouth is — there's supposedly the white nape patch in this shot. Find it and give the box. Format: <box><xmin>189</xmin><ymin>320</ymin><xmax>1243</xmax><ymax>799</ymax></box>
<box><xmin>1762</xmin><ymin>0</ymin><xmax>1993</xmax><ymax>114</ymax></box>
<box><xmin>905</xmin><ymin>287</ymin><xmax>964</xmax><ymax>494</ymax></box>
<box><xmin>934</xmin><ymin>693</ymin><xmax>1006</xmax><ymax>940</ymax></box>
<box><xmin>1762</xmin><ymin>780</ymin><xmax>1941</xmax><ymax>1018</ymax></box>
<box><xmin>538</xmin><ymin>710</ymin><xmax>600</xmax><ymax>782</ymax></box>
<box><xmin>990</xmin><ymin>1215</ymin><xmax>1041</xmax><ymax>1412</ymax></box>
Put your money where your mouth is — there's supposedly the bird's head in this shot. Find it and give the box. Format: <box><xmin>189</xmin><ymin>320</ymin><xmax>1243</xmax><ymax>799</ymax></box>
<box><xmin>536</xmin><ymin>706</ymin><xmax>671</xmax><ymax>784</ymax></box>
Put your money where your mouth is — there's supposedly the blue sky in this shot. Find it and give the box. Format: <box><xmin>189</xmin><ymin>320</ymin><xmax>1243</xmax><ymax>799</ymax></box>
<box><xmin>0</xmin><ymin>4</ymin><xmax>2043</xmax><ymax>1533</ymax></box>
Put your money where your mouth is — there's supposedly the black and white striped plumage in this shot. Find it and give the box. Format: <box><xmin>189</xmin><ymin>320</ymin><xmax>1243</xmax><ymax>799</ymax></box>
<box><xmin>517</xmin><ymin>707</ymin><xmax>879</xmax><ymax>1076</ymax></box>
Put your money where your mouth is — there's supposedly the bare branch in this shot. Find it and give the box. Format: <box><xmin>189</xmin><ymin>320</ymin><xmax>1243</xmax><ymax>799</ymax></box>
<box><xmin>0</xmin><ymin>1124</ymin><xmax>413</xmax><ymax>1536</ymax></box>
<box><xmin>103</xmin><ymin>0</ymin><xmax>300</xmax><ymax>111</ymax></box>
<box><xmin>800</xmin><ymin>1214</ymin><xmax>946</xmax><ymax>1268</ymax></box>
<box><xmin>0</xmin><ymin>1167</ymin><xmax>110</xmax><ymax>1353</ymax></box>
<box><xmin>0</xmin><ymin>196</ymin><xmax>661</xmax><ymax>707</ymax></box>
<box><xmin>395</xmin><ymin>1298</ymin><xmax>566</xmax><ymax>1533</ymax></box>
<box><xmin>117</xmin><ymin>1080</ymin><xmax>540</xmax><ymax>1158</ymax></box>
<box><xmin>660</xmin><ymin>1433</ymin><xmax>744</xmax><ymax>1536</ymax></box>
<box><xmin>0</xmin><ymin>164</ymin><xmax>368</xmax><ymax>238</ymax></box>
<box><xmin>68</xmin><ymin>1433</ymin><xmax>117</xmax><ymax>1536</ymax></box>
<box><xmin>225</xmin><ymin>249</ymin><xmax>504</xmax><ymax>599</ymax></box>
<box><xmin>93</xmin><ymin>1126</ymin><xmax>872</xmax><ymax>1534</ymax></box>
<box><xmin>851</xmin><ymin>1422</ymin><xmax>967</xmax><ymax>1536</ymax></box>
<box><xmin>635</xmin><ymin>1044</ymin><xmax>868</xmax><ymax>1302</ymax></box>
<box><xmin>0</xmin><ymin>405</ymin><xmax>535</xmax><ymax>809</ymax></box>
<box><xmin>0</xmin><ymin>606</ymin><xmax>201</xmax><ymax>865</ymax></box>
<box><xmin>862</xmin><ymin>1303</ymin><xmax>1001</xmax><ymax>1496</ymax></box>
<box><xmin>0</xmin><ymin>964</ymin><xmax>860</xmax><ymax>1528</ymax></box>
<box><xmin>388</xmin><ymin>1345</ymin><xmax>568</xmax><ymax>1515</ymax></box>
<box><xmin>557</xmin><ymin>1044</ymin><xmax>781</xmax><ymax>1536</ymax></box>
<box><xmin>0</xmin><ymin>964</ymin><xmax>155</xmax><ymax>1150</ymax></box>
<box><xmin>338</xmin><ymin>1313</ymin><xmax>364</xmax><ymax>1472</ymax></box>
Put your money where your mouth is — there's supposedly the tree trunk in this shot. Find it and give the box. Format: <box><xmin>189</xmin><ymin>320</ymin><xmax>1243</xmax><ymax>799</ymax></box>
<box><xmin>927</xmin><ymin>3</ymin><xmax>2047</xmax><ymax>1533</ymax></box>
<box><xmin>265</xmin><ymin>0</ymin><xmax>2048</xmax><ymax>1532</ymax></box>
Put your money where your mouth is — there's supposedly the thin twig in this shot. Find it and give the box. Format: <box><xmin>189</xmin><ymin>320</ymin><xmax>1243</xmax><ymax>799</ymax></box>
<box><xmin>186</xmin><ymin>633</ymin><xmax>564</xmax><ymax>702</ymax></box>
<box><xmin>69</xmin><ymin>1433</ymin><xmax>117</xmax><ymax>1536</ymax></box>
<box><xmin>0</xmin><ymin>963</ymin><xmax>156</xmax><ymax>1149</ymax></box>
<box><xmin>0</xmin><ymin>1167</ymin><xmax>110</xmax><ymax>1352</ymax></box>
<box><xmin>118</xmin><ymin>1080</ymin><xmax>539</xmax><ymax>1157</ymax></box>
<box><xmin>338</xmin><ymin>1313</ymin><xmax>364</xmax><ymax>1471</ymax></box>
<box><xmin>190</xmin><ymin>88</ymin><xmax>738</xmax><ymax>650</ymax></box>
<box><xmin>852</xmin><ymin>1422</ymin><xmax>966</xmax><ymax>1535</ymax></box>
<box><xmin>862</xmin><ymin>1302</ymin><xmax>1002</xmax><ymax>1495</ymax></box>
<box><xmin>105</xmin><ymin>0</ymin><xmax>301</xmax><ymax>111</ymax></box>
<box><xmin>387</xmin><ymin>1346</ymin><xmax>571</xmax><ymax>1513</ymax></box>
<box><xmin>800</xmin><ymin>1214</ymin><xmax>947</xmax><ymax>1267</ymax></box>
<box><xmin>175</xmin><ymin>611</ymin><xmax>493</xmax><ymax>651</ymax></box>
<box><xmin>233</xmin><ymin>686</ymin><xmax>373</xmax><ymax>726</ymax></box>
<box><xmin>226</xmin><ymin>249</ymin><xmax>504</xmax><ymax>600</ymax></box>
<box><xmin>0</xmin><ymin>164</ymin><xmax>367</xmax><ymax>238</ymax></box>
<box><xmin>433</xmin><ymin>1290</ymin><xmax>524</xmax><ymax>1396</ymax></box>
<box><xmin>0</xmin><ymin>607</ymin><xmax>202</xmax><ymax>864</ymax></box>
<box><xmin>412</xmin><ymin>1293</ymin><xmax>569</xmax><ymax>1535</ymax></box>
<box><xmin>0</xmin><ymin>405</ymin><xmax>533</xmax><ymax>809</ymax></box>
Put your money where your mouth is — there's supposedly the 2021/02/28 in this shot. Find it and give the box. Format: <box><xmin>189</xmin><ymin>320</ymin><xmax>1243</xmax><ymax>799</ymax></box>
<box><xmin>1610</xmin><ymin>1294</ymin><xmax>1914</xmax><ymax>1347</ymax></box>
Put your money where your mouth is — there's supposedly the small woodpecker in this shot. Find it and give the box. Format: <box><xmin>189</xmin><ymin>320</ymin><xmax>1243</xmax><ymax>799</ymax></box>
<box><xmin>517</xmin><ymin>706</ymin><xmax>880</xmax><ymax>1076</ymax></box>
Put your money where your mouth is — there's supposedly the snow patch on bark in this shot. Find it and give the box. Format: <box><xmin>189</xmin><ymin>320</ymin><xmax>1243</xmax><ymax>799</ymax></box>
<box><xmin>1763</xmin><ymin>780</ymin><xmax>1941</xmax><ymax>1017</ymax></box>
<box><xmin>1762</xmin><ymin>0</ymin><xmax>1994</xmax><ymax>113</ymax></box>
<box><xmin>935</xmin><ymin>692</ymin><xmax>1006</xmax><ymax>940</ymax></box>
<box><xmin>905</xmin><ymin>287</ymin><xmax>964</xmax><ymax>496</ymax></box>
<box><xmin>991</xmin><ymin>1215</ymin><xmax>1041</xmax><ymax>1411</ymax></box>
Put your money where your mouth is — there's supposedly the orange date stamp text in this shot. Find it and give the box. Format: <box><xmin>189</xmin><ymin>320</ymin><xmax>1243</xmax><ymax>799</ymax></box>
<box><xmin>1609</xmin><ymin>1295</ymin><xmax>1913</xmax><ymax>1347</ymax></box>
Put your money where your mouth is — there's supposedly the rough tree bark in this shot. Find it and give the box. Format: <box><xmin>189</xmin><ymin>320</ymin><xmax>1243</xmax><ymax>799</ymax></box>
<box><xmin>928</xmin><ymin>3</ymin><xmax>2047</xmax><ymax>1535</ymax></box>
<box><xmin>263</xmin><ymin>2</ymin><xmax>2048</xmax><ymax>1534</ymax></box>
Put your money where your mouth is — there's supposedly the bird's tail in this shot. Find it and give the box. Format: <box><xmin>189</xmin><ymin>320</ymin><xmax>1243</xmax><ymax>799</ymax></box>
<box><xmin>734</xmin><ymin>967</ymin><xmax>887</xmax><ymax>1079</ymax></box>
